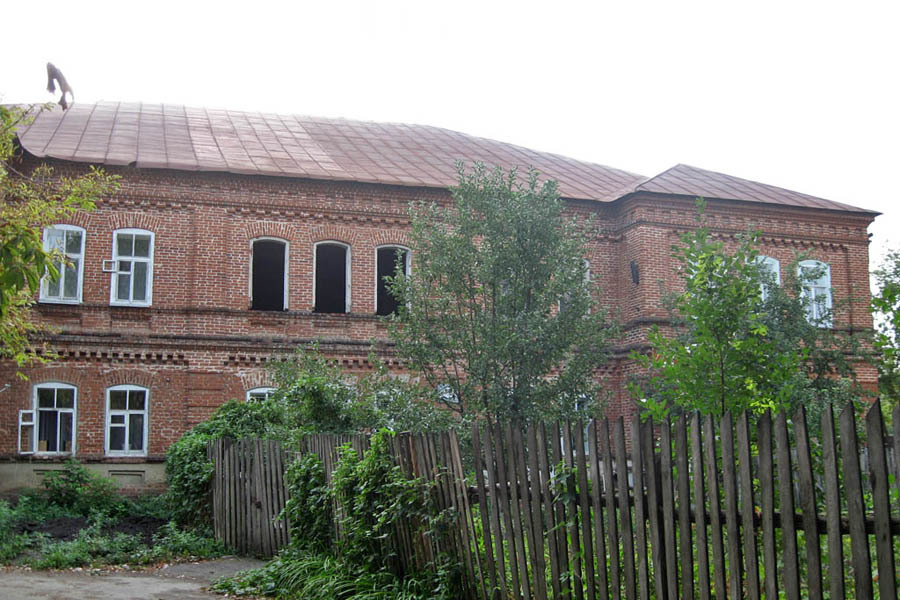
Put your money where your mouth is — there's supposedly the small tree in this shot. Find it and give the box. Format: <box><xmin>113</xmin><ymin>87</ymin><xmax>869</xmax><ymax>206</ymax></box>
<box><xmin>872</xmin><ymin>248</ymin><xmax>900</xmax><ymax>402</ymax></box>
<box><xmin>0</xmin><ymin>104</ymin><xmax>118</xmax><ymax>367</ymax></box>
<box><xmin>388</xmin><ymin>163</ymin><xmax>615</xmax><ymax>421</ymax></box>
<box><xmin>634</xmin><ymin>202</ymin><xmax>862</xmax><ymax>420</ymax></box>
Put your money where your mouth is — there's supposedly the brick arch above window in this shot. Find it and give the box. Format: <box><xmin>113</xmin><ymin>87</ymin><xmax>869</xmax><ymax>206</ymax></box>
<box><xmin>108</xmin><ymin>213</ymin><xmax>161</xmax><ymax>232</ymax></box>
<box><xmin>101</xmin><ymin>369</ymin><xmax>156</xmax><ymax>390</ymax></box>
<box><xmin>243</xmin><ymin>221</ymin><xmax>294</xmax><ymax>243</ymax></box>
<box><xmin>30</xmin><ymin>367</ymin><xmax>89</xmax><ymax>389</ymax></box>
<box><xmin>239</xmin><ymin>370</ymin><xmax>273</xmax><ymax>391</ymax></box>
<box><xmin>371</xmin><ymin>230</ymin><xmax>411</xmax><ymax>248</ymax></box>
<box><xmin>307</xmin><ymin>224</ymin><xmax>361</xmax><ymax>246</ymax></box>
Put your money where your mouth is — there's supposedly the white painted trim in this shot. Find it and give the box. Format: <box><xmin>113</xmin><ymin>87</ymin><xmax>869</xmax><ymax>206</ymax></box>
<box><xmin>40</xmin><ymin>224</ymin><xmax>86</xmax><ymax>304</ymax></box>
<box><xmin>31</xmin><ymin>382</ymin><xmax>77</xmax><ymax>456</ymax></box>
<box><xmin>313</xmin><ymin>241</ymin><xmax>352</xmax><ymax>313</ymax></box>
<box><xmin>105</xmin><ymin>384</ymin><xmax>150</xmax><ymax>457</ymax></box>
<box><xmin>109</xmin><ymin>228</ymin><xmax>155</xmax><ymax>307</ymax></box>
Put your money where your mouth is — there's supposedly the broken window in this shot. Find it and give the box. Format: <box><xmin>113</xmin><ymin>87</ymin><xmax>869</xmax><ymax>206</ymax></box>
<box><xmin>106</xmin><ymin>385</ymin><xmax>148</xmax><ymax>456</ymax></box>
<box><xmin>376</xmin><ymin>246</ymin><xmax>409</xmax><ymax>316</ymax></box>
<box><xmin>251</xmin><ymin>239</ymin><xmax>288</xmax><ymax>311</ymax></box>
<box><xmin>315</xmin><ymin>242</ymin><xmax>350</xmax><ymax>313</ymax></box>
<box><xmin>20</xmin><ymin>383</ymin><xmax>76</xmax><ymax>454</ymax></box>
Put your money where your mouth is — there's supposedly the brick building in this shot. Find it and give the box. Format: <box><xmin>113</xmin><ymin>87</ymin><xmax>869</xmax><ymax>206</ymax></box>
<box><xmin>0</xmin><ymin>102</ymin><xmax>877</xmax><ymax>490</ymax></box>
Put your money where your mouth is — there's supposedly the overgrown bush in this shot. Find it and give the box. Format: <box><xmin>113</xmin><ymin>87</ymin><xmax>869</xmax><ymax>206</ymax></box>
<box><xmin>281</xmin><ymin>453</ymin><xmax>332</xmax><ymax>550</ymax></box>
<box><xmin>40</xmin><ymin>459</ymin><xmax>126</xmax><ymax>517</ymax></box>
<box><xmin>165</xmin><ymin>399</ymin><xmax>289</xmax><ymax>529</ymax></box>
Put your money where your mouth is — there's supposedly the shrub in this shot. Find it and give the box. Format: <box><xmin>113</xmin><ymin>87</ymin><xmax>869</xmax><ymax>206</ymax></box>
<box><xmin>40</xmin><ymin>460</ymin><xmax>126</xmax><ymax>517</ymax></box>
<box><xmin>282</xmin><ymin>453</ymin><xmax>332</xmax><ymax>550</ymax></box>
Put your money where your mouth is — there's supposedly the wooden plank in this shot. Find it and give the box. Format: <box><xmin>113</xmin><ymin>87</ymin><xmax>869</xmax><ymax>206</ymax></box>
<box><xmin>574</xmin><ymin>422</ymin><xmax>596</xmax><ymax>600</ymax></box>
<box><xmin>866</xmin><ymin>400</ymin><xmax>897</xmax><ymax>600</ymax></box>
<box><xmin>562</xmin><ymin>421</ymin><xmax>584</xmax><ymax>600</ymax></box>
<box><xmin>451</xmin><ymin>429</ymin><xmax>488</xmax><ymax>600</ymax></box>
<box><xmin>472</xmin><ymin>426</ymin><xmax>500</xmax><ymax>600</ymax></box>
<box><xmin>526</xmin><ymin>424</ymin><xmax>548</xmax><ymax>600</ymax></box>
<box><xmin>588</xmin><ymin>420</ymin><xmax>609</xmax><ymax>600</ymax></box>
<box><xmin>552</xmin><ymin>421</ymin><xmax>572</xmax><ymax>600</ymax></box>
<box><xmin>659</xmin><ymin>418</ymin><xmax>677</xmax><ymax>600</ymax></box>
<box><xmin>513</xmin><ymin>424</ymin><xmax>541</xmax><ymax>600</ymax></box>
<box><xmin>614</xmin><ymin>418</ymin><xmax>635</xmax><ymax>600</ymax></box>
<box><xmin>702</xmin><ymin>415</ymin><xmax>725</xmax><ymax>600</ymax></box>
<box><xmin>775</xmin><ymin>412</ymin><xmax>800</xmax><ymax>600</ymax></box>
<box><xmin>484</xmin><ymin>422</ymin><xmax>512</xmax><ymax>600</ymax></box>
<box><xmin>793</xmin><ymin>406</ymin><xmax>821</xmax><ymax>600</ymax></box>
<box><xmin>720</xmin><ymin>412</ymin><xmax>742</xmax><ymax>599</ymax></box>
<box><xmin>736</xmin><ymin>411</ymin><xmax>760</xmax><ymax>600</ymax></box>
<box><xmin>539</xmin><ymin>422</ymin><xmax>565</xmax><ymax>600</ymax></box>
<box><xmin>757</xmin><ymin>412</ymin><xmax>778</xmax><ymax>600</ymax></box>
<box><xmin>840</xmin><ymin>403</ymin><xmax>873</xmax><ymax>600</ymax></box>
<box><xmin>504</xmin><ymin>422</ymin><xmax>532</xmax><ymax>600</ymax></box>
<box><xmin>600</xmin><ymin>418</ymin><xmax>621</xmax><ymax>600</ymax></box>
<box><xmin>689</xmin><ymin>413</ymin><xmax>710</xmax><ymax>600</ymax></box>
<box><xmin>820</xmin><ymin>405</ymin><xmax>844</xmax><ymax>600</ymax></box>
<box><xmin>894</xmin><ymin>405</ymin><xmax>900</xmax><ymax>510</ymax></box>
<box><xmin>674</xmin><ymin>415</ymin><xmax>693</xmax><ymax>600</ymax></box>
<box><xmin>631</xmin><ymin>415</ymin><xmax>650</xmax><ymax>600</ymax></box>
<box><xmin>643</xmin><ymin>419</ymin><xmax>667</xmax><ymax>600</ymax></box>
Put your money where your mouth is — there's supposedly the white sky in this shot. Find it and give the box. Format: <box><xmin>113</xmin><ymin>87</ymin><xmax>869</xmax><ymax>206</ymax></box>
<box><xmin>4</xmin><ymin>0</ymin><xmax>899</xmax><ymax>282</ymax></box>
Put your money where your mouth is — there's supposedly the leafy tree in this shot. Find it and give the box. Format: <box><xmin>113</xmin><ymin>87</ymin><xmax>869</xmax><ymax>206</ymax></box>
<box><xmin>388</xmin><ymin>163</ymin><xmax>616</xmax><ymax>421</ymax></box>
<box><xmin>872</xmin><ymin>248</ymin><xmax>900</xmax><ymax>401</ymax></box>
<box><xmin>634</xmin><ymin>202</ymin><xmax>862</xmax><ymax>420</ymax></box>
<box><xmin>0</xmin><ymin>104</ymin><xmax>118</xmax><ymax>367</ymax></box>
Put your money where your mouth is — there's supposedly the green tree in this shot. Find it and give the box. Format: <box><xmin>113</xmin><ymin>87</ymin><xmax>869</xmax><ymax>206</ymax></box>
<box><xmin>388</xmin><ymin>163</ymin><xmax>616</xmax><ymax>421</ymax></box>
<box><xmin>634</xmin><ymin>202</ymin><xmax>862</xmax><ymax>420</ymax></box>
<box><xmin>872</xmin><ymin>248</ymin><xmax>900</xmax><ymax>401</ymax></box>
<box><xmin>0</xmin><ymin>104</ymin><xmax>118</xmax><ymax>367</ymax></box>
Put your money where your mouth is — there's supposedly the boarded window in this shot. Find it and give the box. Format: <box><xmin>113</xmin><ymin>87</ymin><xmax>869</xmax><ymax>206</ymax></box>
<box><xmin>315</xmin><ymin>243</ymin><xmax>349</xmax><ymax>313</ymax></box>
<box><xmin>252</xmin><ymin>240</ymin><xmax>287</xmax><ymax>311</ymax></box>
<box><xmin>376</xmin><ymin>247</ymin><xmax>408</xmax><ymax>316</ymax></box>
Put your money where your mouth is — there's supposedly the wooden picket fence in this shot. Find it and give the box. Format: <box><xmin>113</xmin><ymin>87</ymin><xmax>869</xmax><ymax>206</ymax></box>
<box><xmin>210</xmin><ymin>400</ymin><xmax>900</xmax><ymax>598</ymax></box>
<box><xmin>207</xmin><ymin>438</ymin><xmax>291</xmax><ymax>556</ymax></box>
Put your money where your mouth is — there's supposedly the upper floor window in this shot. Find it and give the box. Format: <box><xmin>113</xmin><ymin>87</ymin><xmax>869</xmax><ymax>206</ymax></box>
<box><xmin>315</xmin><ymin>242</ymin><xmax>350</xmax><ymax>313</ymax></box>
<box><xmin>755</xmin><ymin>255</ymin><xmax>781</xmax><ymax>300</ymax></box>
<box><xmin>40</xmin><ymin>225</ymin><xmax>85</xmax><ymax>303</ymax></box>
<box><xmin>798</xmin><ymin>260</ymin><xmax>832</xmax><ymax>326</ymax></box>
<box><xmin>246</xmin><ymin>387</ymin><xmax>276</xmax><ymax>402</ymax></box>
<box><xmin>251</xmin><ymin>239</ymin><xmax>288</xmax><ymax>311</ymax></box>
<box><xmin>376</xmin><ymin>246</ymin><xmax>409</xmax><ymax>316</ymax></box>
<box><xmin>19</xmin><ymin>382</ymin><xmax>76</xmax><ymax>455</ymax></box>
<box><xmin>560</xmin><ymin>259</ymin><xmax>591</xmax><ymax>314</ymax></box>
<box><xmin>106</xmin><ymin>385</ymin><xmax>149</xmax><ymax>456</ymax></box>
<box><xmin>108</xmin><ymin>229</ymin><xmax>154</xmax><ymax>306</ymax></box>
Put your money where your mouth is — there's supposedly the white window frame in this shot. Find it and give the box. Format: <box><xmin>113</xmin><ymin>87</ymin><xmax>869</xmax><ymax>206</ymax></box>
<box><xmin>246</xmin><ymin>386</ymin><xmax>276</xmax><ymax>402</ymax></box>
<box><xmin>755</xmin><ymin>255</ymin><xmax>781</xmax><ymax>300</ymax></box>
<box><xmin>798</xmin><ymin>259</ymin><xmax>833</xmax><ymax>327</ymax></box>
<box><xmin>249</xmin><ymin>237</ymin><xmax>290</xmax><ymax>311</ymax></box>
<box><xmin>313</xmin><ymin>241</ymin><xmax>352</xmax><ymax>313</ymax></box>
<box><xmin>375</xmin><ymin>245</ymin><xmax>410</xmax><ymax>315</ymax></box>
<box><xmin>105</xmin><ymin>384</ymin><xmax>150</xmax><ymax>456</ymax></box>
<box><xmin>108</xmin><ymin>228</ymin><xmax>155</xmax><ymax>307</ymax></box>
<box><xmin>25</xmin><ymin>382</ymin><xmax>77</xmax><ymax>455</ymax></box>
<box><xmin>40</xmin><ymin>224</ymin><xmax>86</xmax><ymax>304</ymax></box>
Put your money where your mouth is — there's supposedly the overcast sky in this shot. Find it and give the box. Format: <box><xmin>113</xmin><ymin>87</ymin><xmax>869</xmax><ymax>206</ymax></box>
<box><xmin>4</xmin><ymin>0</ymin><xmax>898</xmax><ymax>281</ymax></box>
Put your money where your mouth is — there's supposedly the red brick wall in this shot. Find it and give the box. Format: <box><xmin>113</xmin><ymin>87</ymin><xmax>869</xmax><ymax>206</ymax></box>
<box><xmin>0</xmin><ymin>159</ymin><xmax>876</xmax><ymax>460</ymax></box>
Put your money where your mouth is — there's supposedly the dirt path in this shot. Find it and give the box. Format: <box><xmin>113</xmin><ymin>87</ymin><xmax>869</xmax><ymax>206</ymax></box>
<box><xmin>0</xmin><ymin>557</ymin><xmax>265</xmax><ymax>600</ymax></box>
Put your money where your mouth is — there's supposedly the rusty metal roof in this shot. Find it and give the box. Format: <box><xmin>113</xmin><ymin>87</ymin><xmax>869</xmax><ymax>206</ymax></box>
<box><xmin>14</xmin><ymin>102</ymin><xmax>874</xmax><ymax>213</ymax></box>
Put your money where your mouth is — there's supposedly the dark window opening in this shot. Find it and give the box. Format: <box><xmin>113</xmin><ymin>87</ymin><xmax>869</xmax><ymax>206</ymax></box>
<box><xmin>376</xmin><ymin>247</ymin><xmax>408</xmax><ymax>316</ymax></box>
<box><xmin>251</xmin><ymin>240</ymin><xmax>286</xmax><ymax>311</ymax></box>
<box><xmin>315</xmin><ymin>243</ymin><xmax>348</xmax><ymax>313</ymax></box>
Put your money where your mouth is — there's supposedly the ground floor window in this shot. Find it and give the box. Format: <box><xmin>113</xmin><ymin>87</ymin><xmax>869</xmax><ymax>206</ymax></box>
<box><xmin>246</xmin><ymin>386</ymin><xmax>276</xmax><ymax>402</ymax></box>
<box><xmin>19</xmin><ymin>383</ymin><xmax>77</xmax><ymax>455</ymax></box>
<box><xmin>106</xmin><ymin>385</ymin><xmax>149</xmax><ymax>456</ymax></box>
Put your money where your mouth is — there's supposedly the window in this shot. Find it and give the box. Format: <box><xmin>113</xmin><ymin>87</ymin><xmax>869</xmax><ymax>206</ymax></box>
<box><xmin>246</xmin><ymin>387</ymin><xmax>276</xmax><ymax>402</ymax></box>
<box><xmin>108</xmin><ymin>229</ymin><xmax>154</xmax><ymax>306</ymax></box>
<box><xmin>755</xmin><ymin>255</ymin><xmax>781</xmax><ymax>300</ymax></box>
<box><xmin>251</xmin><ymin>239</ymin><xmax>288</xmax><ymax>311</ymax></box>
<box><xmin>560</xmin><ymin>259</ymin><xmax>591</xmax><ymax>313</ymax></box>
<box><xmin>40</xmin><ymin>225</ymin><xmax>85</xmax><ymax>303</ymax></box>
<box><xmin>106</xmin><ymin>385</ymin><xmax>148</xmax><ymax>456</ymax></box>
<box><xmin>798</xmin><ymin>260</ymin><xmax>832</xmax><ymax>326</ymax></box>
<box><xmin>314</xmin><ymin>242</ymin><xmax>350</xmax><ymax>313</ymax></box>
<box><xmin>376</xmin><ymin>246</ymin><xmax>409</xmax><ymax>316</ymax></box>
<box><xmin>19</xmin><ymin>383</ymin><xmax>76</xmax><ymax>455</ymax></box>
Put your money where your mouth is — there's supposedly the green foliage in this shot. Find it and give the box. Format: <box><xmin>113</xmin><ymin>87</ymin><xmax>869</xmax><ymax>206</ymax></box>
<box><xmin>0</xmin><ymin>104</ymin><xmax>119</xmax><ymax>368</ymax></box>
<box><xmin>634</xmin><ymin>201</ymin><xmax>862</xmax><ymax>419</ymax></box>
<box><xmin>872</xmin><ymin>248</ymin><xmax>900</xmax><ymax>402</ymax></box>
<box><xmin>388</xmin><ymin>162</ymin><xmax>616</xmax><ymax>421</ymax></box>
<box><xmin>281</xmin><ymin>453</ymin><xmax>333</xmax><ymax>550</ymax></box>
<box><xmin>40</xmin><ymin>459</ymin><xmax>126</xmax><ymax>517</ymax></box>
<box><xmin>165</xmin><ymin>399</ymin><xmax>289</xmax><ymax>528</ymax></box>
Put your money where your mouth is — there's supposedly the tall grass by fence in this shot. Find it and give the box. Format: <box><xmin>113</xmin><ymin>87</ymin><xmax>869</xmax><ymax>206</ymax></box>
<box><xmin>210</xmin><ymin>400</ymin><xmax>900</xmax><ymax>598</ymax></box>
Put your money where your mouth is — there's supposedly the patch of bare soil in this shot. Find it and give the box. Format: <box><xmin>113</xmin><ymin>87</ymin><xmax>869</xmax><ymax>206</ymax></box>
<box><xmin>14</xmin><ymin>515</ymin><xmax>168</xmax><ymax>545</ymax></box>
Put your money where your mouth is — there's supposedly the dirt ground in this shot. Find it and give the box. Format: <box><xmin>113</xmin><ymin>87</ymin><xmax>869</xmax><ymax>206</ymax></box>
<box><xmin>0</xmin><ymin>557</ymin><xmax>266</xmax><ymax>599</ymax></box>
<box><xmin>14</xmin><ymin>515</ymin><xmax>168</xmax><ymax>545</ymax></box>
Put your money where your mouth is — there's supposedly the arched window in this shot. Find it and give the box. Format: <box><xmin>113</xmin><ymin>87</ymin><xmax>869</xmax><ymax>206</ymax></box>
<box><xmin>755</xmin><ymin>255</ymin><xmax>781</xmax><ymax>300</ymax></box>
<box><xmin>19</xmin><ymin>382</ymin><xmax>77</xmax><ymax>455</ymax></box>
<box><xmin>40</xmin><ymin>225</ymin><xmax>86</xmax><ymax>303</ymax></box>
<box><xmin>376</xmin><ymin>245</ymin><xmax>409</xmax><ymax>316</ymax></box>
<box><xmin>314</xmin><ymin>242</ymin><xmax>351</xmax><ymax>313</ymax></box>
<box><xmin>106</xmin><ymin>385</ymin><xmax>149</xmax><ymax>456</ymax></box>
<box><xmin>246</xmin><ymin>387</ymin><xmax>276</xmax><ymax>402</ymax></box>
<box><xmin>107</xmin><ymin>228</ymin><xmax>154</xmax><ymax>306</ymax></box>
<box><xmin>798</xmin><ymin>260</ymin><xmax>832</xmax><ymax>326</ymax></box>
<box><xmin>251</xmin><ymin>238</ymin><xmax>289</xmax><ymax>311</ymax></box>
